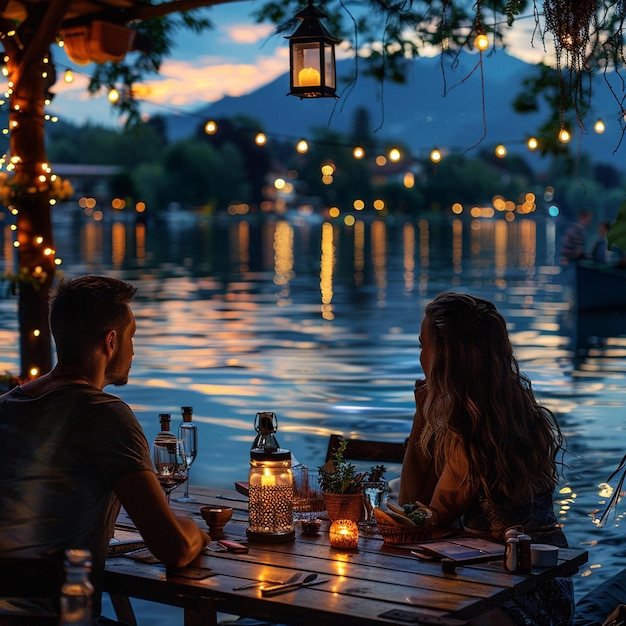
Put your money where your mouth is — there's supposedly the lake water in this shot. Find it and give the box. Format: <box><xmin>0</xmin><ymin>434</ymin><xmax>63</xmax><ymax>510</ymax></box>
<box><xmin>1</xmin><ymin>210</ymin><xmax>625</xmax><ymax>622</ymax></box>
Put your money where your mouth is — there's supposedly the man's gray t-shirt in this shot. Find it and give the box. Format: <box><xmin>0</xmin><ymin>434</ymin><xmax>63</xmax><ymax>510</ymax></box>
<box><xmin>0</xmin><ymin>383</ymin><xmax>153</xmax><ymax>612</ymax></box>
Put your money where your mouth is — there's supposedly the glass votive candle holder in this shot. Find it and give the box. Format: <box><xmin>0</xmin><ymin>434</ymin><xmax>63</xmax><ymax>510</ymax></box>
<box><xmin>329</xmin><ymin>519</ymin><xmax>359</xmax><ymax>550</ymax></box>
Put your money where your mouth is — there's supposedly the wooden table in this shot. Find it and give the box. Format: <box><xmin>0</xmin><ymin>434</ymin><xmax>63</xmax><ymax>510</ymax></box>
<box><xmin>104</xmin><ymin>486</ymin><xmax>587</xmax><ymax>626</ymax></box>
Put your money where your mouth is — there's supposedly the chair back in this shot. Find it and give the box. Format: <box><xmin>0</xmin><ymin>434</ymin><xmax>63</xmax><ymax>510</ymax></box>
<box><xmin>325</xmin><ymin>433</ymin><xmax>406</xmax><ymax>464</ymax></box>
<box><xmin>0</xmin><ymin>554</ymin><xmax>63</xmax><ymax>625</ymax></box>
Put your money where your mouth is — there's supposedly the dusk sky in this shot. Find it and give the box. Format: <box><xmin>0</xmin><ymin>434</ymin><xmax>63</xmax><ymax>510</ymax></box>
<box><xmin>47</xmin><ymin>3</ymin><xmax>549</xmax><ymax>129</ymax></box>
<box><xmin>50</xmin><ymin>1</ymin><xmax>293</xmax><ymax>127</ymax></box>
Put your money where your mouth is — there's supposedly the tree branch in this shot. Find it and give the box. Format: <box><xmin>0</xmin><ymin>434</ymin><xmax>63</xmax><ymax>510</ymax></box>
<box><xmin>128</xmin><ymin>0</ymin><xmax>242</xmax><ymax>21</ymax></box>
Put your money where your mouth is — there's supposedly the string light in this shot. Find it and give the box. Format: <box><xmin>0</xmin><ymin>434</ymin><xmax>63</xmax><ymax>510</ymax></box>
<box><xmin>475</xmin><ymin>34</ymin><xmax>490</xmax><ymax>51</ymax></box>
<box><xmin>296</xmin><ymin>139</ymin><xmax>308</xmax><ymax>153</ymax></box>
<box><xmin>388</xmin><ymin>147</ymin><xmax>401</xmax><ymax>162</ymax></box>
<box><xmin>558</xmin><ymin>128</ymin><xmax>571</xmax><ymax>143</ymax></box>
<box><xmin>495</xmin><ymin>144</ymin><xmax>507</xmax><ymax>157</ymax></box>
<box><xmin>108</xmin><ymin>88</ymin><xmax>120</xmax><ymax>103</ymax></box>
<box><xmin>4</xmin><ymin>59</ymin><xmax>607</xmax><ymax>174</ymax></box>
<box><xmin>64</xmin><ymin>69</ymin><xmax>74</xmax><ymax>83</ymax></box>
<box><xmin>430</xmin><ymin>148</ymin><xmax>442</xmax><ymax>163</ymax></box>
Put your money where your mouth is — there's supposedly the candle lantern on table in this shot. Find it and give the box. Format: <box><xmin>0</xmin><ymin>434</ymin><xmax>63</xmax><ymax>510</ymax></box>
<box><xmin>329</xmin><ymin>519</ymin><xmax>359</xmax><ymax>550</ymax></box>
<box><xmin>286</xmin><ymin>0</ymin><xmax>341</xmax><ymax>99</ymax></box>
<box><xmin>247</xmin><ymin>411</ymin><xmax>295</xmax><ymax>543</ymax></box>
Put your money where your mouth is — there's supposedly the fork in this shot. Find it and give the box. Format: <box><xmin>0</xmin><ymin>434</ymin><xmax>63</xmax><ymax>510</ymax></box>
<box><xmin>233</xmin><ymin>572</ymin><xmax>301</xmax><ymax>591</ymax></box>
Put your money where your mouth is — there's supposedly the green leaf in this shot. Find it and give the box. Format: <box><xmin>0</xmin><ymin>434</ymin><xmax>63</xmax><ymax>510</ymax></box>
<box><xmin>607</xmin><ymin>201</ymin><xmax>626</xmax><ymax>251</ymax></box>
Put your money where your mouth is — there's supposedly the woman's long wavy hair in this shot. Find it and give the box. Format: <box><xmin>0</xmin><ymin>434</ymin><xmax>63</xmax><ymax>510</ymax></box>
<box><xmin>418</xmin><ymin>292</ymin><xmax>565</xmax><ymax>503</ymax></box>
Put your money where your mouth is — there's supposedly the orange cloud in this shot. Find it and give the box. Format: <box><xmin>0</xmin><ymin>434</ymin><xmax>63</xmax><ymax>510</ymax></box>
<box><xmin>50</xmin><ymin>49</ymin><xmax>290</xmax><ymax>112</ymax></box>
<box><xmin>142</xmin><ymin>50</ymin><xmax>290</xmax><ymax>106</ymax></box>
<box><xmin>224</xmin><ymin>23</ymin><xmax>276</xmax><ymax>45</ymax></box>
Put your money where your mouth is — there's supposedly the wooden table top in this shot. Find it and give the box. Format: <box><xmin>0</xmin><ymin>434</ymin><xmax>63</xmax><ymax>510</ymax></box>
<box><xmin>104</xmin><ymin>486</ymin><xmax>588</xmax><ymax>626</ymax></box>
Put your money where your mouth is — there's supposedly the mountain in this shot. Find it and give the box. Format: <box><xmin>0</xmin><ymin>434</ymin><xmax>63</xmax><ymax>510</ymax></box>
<box><xmin>164</xmin><ymin>50</ymin><xmax>625</xmax><ymax>168</ymax></box>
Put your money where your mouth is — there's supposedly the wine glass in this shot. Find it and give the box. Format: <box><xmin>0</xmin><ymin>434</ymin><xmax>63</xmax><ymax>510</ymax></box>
<box><xmin>175</xmin><ymin>420</ymin><xmax>198</xmax><ymax>503</ymax></box>
<box><xmin>153</xmin><ymin>439</ymin><xmax>188</xmax><ymax>503</ymax></box>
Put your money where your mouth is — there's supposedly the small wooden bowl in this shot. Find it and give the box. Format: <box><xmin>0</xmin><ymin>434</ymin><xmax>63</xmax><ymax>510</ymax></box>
<box><xmin>199</xmin><ymin>506</ymin><xmax>233</xmax><ymax>539</ymax></box>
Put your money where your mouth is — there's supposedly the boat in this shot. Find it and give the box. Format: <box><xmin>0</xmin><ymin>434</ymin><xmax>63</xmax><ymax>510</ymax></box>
<box><xmin>575</xmin><ymin>260</ymin><xmax>626</xmax><ymax>311</ymax></box>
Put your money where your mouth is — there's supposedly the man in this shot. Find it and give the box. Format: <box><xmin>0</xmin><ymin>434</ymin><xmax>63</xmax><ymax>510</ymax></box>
<box><xmin>559</xmin><ymin>209</ymin><xmax>593</xmax><ymax>265</ymax></box>
<box><xmin>0</xmin><ymin>275</ymin><xmax>209</xmax><ymax>619</ymax></box>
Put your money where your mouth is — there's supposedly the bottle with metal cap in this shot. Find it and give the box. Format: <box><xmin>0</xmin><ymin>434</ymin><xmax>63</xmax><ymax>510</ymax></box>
<box><xmin>247</xmin><ymin>411</ymin><xmax>295</xmax><ymax>543</ymax></box>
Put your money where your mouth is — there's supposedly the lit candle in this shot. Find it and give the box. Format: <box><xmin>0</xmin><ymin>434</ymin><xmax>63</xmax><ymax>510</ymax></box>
<box><xmin>298</xmin><ymin>67</ymin><xmax>321</xmax><ymax>87</ymax></box>
<box><xmin>261</xmin><ymin>472</ymin><xmax>276</xmax><ymax>487</ymax></box>
<box><xmin>329</xmin><ymin>519</ymin><xmax>358</xmax><ymax>550</ymax></box>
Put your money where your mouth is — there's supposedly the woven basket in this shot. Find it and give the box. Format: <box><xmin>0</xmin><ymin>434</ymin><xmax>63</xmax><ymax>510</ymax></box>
<box><xmin>322</xmin><ymin>492</ymin><xmax>364</xmax><ymax>522</ymax></box>
<box><xmin>377</xmin><ymin>523</ymin><xmax>433</xmax><ymax>545</ymax></box>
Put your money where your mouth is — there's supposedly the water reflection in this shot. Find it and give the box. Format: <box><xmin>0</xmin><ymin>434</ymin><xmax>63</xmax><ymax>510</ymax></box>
<box><xmin>1</xmin><ymin>212</ymin><xmax>625</xmax><ymax>599</ymax></box>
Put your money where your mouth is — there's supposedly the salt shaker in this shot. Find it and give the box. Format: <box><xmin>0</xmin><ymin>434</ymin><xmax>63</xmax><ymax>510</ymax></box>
<box><xmin>504</xmin><ymin>537</ymin><xmax>518</xmax><ymax>572</ymax></box>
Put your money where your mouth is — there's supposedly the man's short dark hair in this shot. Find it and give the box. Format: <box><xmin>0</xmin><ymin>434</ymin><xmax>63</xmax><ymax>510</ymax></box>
<box><xmin>49</xmin><ymin>275</ymin><xmax>137</xmax><ymax>361</ymax></box>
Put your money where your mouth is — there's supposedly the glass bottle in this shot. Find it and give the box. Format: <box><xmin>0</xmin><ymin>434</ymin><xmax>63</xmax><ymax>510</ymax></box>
<box><xmin>154</xmin><ymin>413</ymin><xmax>176</xmax><ymax>445</ymax></box>
<box><xmin>176</xmin><ymin>406</ymin><xmax>198</xmax><ymax>503</ymax></box>
<box><xmin>59</xmin><ymin>549</ymin><xmax>93</xmax><ymax>625</ymax></box>
<box><xmin>153</xmin><ymin>413</ymin><xmax>177</xmax><ymax>467</ymax></box>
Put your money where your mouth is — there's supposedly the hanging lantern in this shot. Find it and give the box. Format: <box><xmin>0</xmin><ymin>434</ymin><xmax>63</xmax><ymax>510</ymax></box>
<box><xmin>247</xmin><ymin>412</ymin><xmax>295</xmax><ymax>543</ymax></box>
<box><xmin>286</xmin><ymin>0</ymin><xmax>341</xmax><ymax>98</ymax></box>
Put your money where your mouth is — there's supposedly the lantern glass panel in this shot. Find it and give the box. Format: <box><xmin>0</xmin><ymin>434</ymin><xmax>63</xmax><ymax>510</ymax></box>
<box><xmin>292</xmin><ymin>42</ymin><xmax>322</xmax><ymax>87</ymax></box>
<box><xmin>248</xmin><ymin>457</ymin><xmax>294</xmax><ymax>535</ymax></box>
<box><xmin>323</xmin><ymin>43</ymin><xmax>336</xmax><ymax>89</ymax></box>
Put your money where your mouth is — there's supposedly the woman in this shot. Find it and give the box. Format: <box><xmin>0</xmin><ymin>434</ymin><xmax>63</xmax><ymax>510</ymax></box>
<box><xmin>399</xmin><ymin>292</ymin><xmax>573</xmax><ymax>626</ymax></box>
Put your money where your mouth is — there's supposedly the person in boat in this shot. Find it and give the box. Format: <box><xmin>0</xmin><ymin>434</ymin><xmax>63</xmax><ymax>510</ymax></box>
<box><xmin>559</xmin><ymin>209</ymin><xmax>593</xmax><ymax>266</ymax></box>
<box><xmin>591</xmin><ymin>221</ymin><xmax>625</xmax><ymax>265</ymax></box>
<box><xmin>399</xmin><ymin>291</ymin><xmax>573</xmax><ymax>626</ymax></box>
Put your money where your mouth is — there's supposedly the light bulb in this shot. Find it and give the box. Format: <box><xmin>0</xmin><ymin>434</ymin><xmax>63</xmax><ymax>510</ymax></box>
<box><xmin>475</xmin><ymin>34</ymin><xmax>489</xmax><ymax>51</ymax></box>
<box><xmin>388</xmin><ymin>148</ymin><xmax>401</xmax><ymax>162</ymax></box>
<box><xmin>430</xmin><ymin>149</ymin><xmax>442</xmax><ymax>163</ymax></box>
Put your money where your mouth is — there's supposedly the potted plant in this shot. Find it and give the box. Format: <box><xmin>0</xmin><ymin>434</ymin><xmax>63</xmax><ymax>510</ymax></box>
<box><xmin>318</xmin><ymin>438</ymin><xmax>387</xmax><ymax>522</ymax></box>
